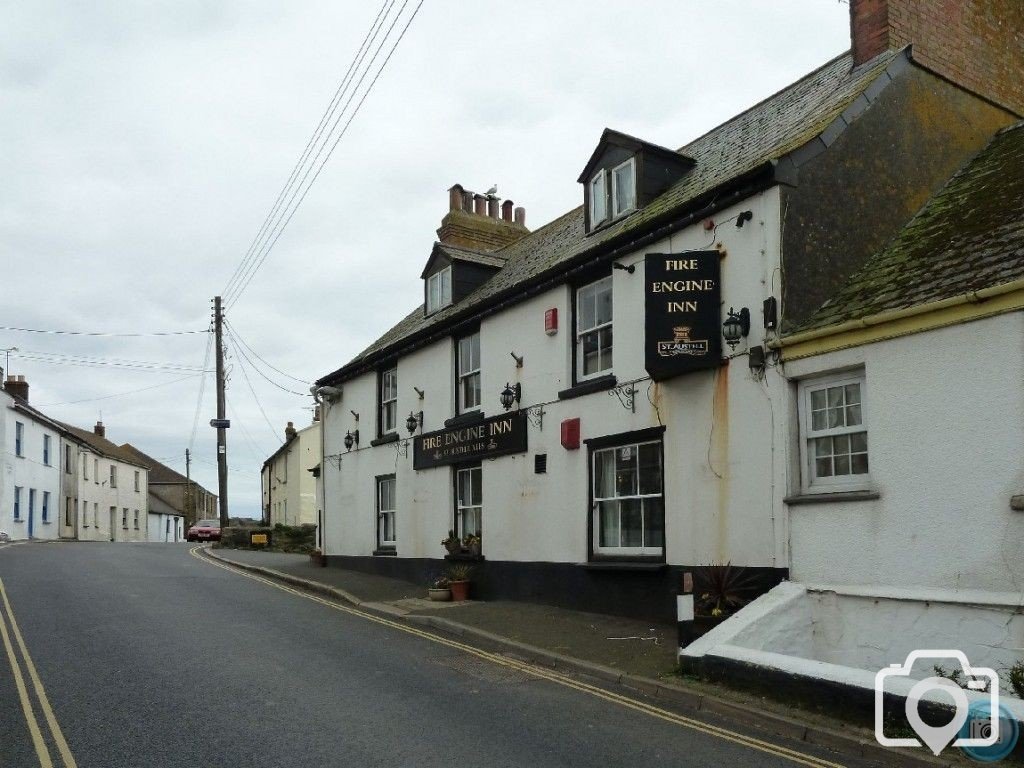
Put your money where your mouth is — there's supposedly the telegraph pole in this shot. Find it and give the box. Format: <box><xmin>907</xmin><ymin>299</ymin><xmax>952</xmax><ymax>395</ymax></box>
<box><xmin>185</xmin><ymin>448</ymin><xmax>193</xmax><ymax>524</ymax></box>
<box><xmin>213</xmin><ymin>296</ymin><xmax>229</xmax><ymax>527</ymax></box>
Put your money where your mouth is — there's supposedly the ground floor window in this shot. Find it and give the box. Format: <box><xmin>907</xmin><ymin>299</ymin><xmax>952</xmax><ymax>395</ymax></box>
<box><xmin>591</xmin><ymin>434</ymin><xmax>664</xmax><ymax>557</ymax></box>
<box><xmin>377</xmin><ymin>475</ymin><xmax>396</xmax><ymax>549</ymax></box>
<box><xmin>82</xmin><ymin>499</ymin><xmax>89</xmax><ymax>527</ymax></box>
<box><xmin>133</xmin><ymin>510</ymin><xmax>139</xmax><ymax>529</ymax></box>
<box><xmin>42</xmin><ymin>492</ymin><xmax>50</xmax><ymax>523</ymax></box>
<box><xmin>122</xmin><ymin>508</ymin><xmax>128</xmax><ymax>529</ymax></box>
<box><xmin>455</xmin><ymin>465</ymin><xmax>482</xmax><ymax>538</ymax></box>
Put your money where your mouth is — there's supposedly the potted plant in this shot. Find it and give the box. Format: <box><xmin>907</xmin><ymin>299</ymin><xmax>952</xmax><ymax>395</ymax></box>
<box><xmin>442</xmin><ymin>529</ymin><xmax>462</xmax><ymax>556</ymax></box>
<box><xmin>693</xmin><ymin>562</ymin><xmax>760</xmax><ymax>633</ymax></box>
<box><xmin>309</xmin><ymin>548</ymin><xmax>326</xmax><ymax>567</ymax></box>
<box><xmin>463</xmin><ymin>533</ymin><xmax>481</xmax><ymax>557</ymax></box>
<box><xmin>427</xmin><ymin>576</ymin><xmax>451</xmax><ymax>602</ymax></box>
<box><xmin>446</xmin><ymin>564</ymin><xmax>473</xmax><ymax>601</ymax></box>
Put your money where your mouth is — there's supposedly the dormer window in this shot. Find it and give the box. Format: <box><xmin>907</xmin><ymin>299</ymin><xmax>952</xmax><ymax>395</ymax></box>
<box><xmin>426</xmin><ymin>266</ymin><xmax>452</xmax><ymax>314</ymax></box>
<box><xmin>611</xmin><ymin>158</ymin><xmax>636</xmax><ymax>217</ymax></box>
<box><xmin>589</xmin><ymin>170</ymin><xmax>607</xmax><ymax>225</ymax></box>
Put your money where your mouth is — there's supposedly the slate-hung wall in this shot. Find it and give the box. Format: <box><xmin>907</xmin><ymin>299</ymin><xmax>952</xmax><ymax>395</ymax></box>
<box><xmin>321</xmin><ymin>191</ymin><xmax>789</xmax><ymax>621</ymax></box>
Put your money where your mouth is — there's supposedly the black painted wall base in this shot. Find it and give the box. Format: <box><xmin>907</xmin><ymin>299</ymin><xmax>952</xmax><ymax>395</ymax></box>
<box><xmin>325</xmin><ymin>554</ymin><xmax>787</xmax><ymax>625</ymax></box>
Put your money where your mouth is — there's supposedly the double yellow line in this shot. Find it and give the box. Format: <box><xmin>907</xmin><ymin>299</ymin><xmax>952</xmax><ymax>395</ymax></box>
<box><xmin>192</xmin><ymin>547</ymin><xmax>846</xmax><ymax>768</ymax></box>
<box><xmin>0</xmin><ymin>578</ymin><xmax>77</xmax><ymax>768</ymax></box>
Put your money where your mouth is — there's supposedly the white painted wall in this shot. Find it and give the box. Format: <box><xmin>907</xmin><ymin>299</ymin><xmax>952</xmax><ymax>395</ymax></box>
<box><xmin>322</xmin><ymin>189</ymin><xmax>790</xmax><ymax>569</ymax></box>
<box><xmin>783</xmin><ymin>312</ymin><xmax>1024</xmax><ymax>593</ymax></box>
<box><xmin>74</xmin><ymin>447</ymin><xmax>149</xmax><ymax>542</ymax></box>
<box><xmin>0</xmin><ymin>393</ymin><xmax>62</xmax><ymax>541</ymax></box>
<box><xmin>265</xmin><ymin>422</ymin><xmax>320</xmax><ymax>527</ymax></box>
<box><xmin>147</xmin><ymin>512</ymin><xmax>183</xmax><ymax>542</ymax></box>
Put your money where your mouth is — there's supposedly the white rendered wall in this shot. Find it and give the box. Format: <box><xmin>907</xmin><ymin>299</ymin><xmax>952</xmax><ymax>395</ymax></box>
<box><xmin>783</xmin><ymin>312</ymin><xmax>1024</xmax><ymax>593</ymax></box>
<box><xmin>323</xmin><ymin>189</ymin><xmax>789</xmax><ymax>568</ymax></box>
<box><xmin>0</xmin><ymin>396</ymin><xmax>63</xmax><ymax>540</ymax></box>
<box><xmin>148</xmin><ymin>513</ymin><xmax>183</xmax><ymax>542</ymax></box>
<box><xmin>75</xmin><ymin>448</ymin><xmax>149</xmax><ymax>542</ymax></box>
<box><xmin>265</xmin><ymin>422</ymin><xmax>320</xmax><ymax>527</ymax></box>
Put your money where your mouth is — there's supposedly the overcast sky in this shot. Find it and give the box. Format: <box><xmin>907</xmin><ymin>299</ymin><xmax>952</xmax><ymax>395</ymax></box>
<box><xmin>1</xmin><ymin>1</ymin><xmax>850</xmax><ymax>518</ymax></box>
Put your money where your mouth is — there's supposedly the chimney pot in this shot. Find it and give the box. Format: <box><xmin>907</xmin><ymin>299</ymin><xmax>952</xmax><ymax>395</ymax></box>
<box><xmin>473</xmin><ymin>194</ymin><xmax>487</xmax><ymax>216</ymax></box>
<box><xmin>501</xmin><ymin>200</ymin><xmax>514</xmax><ymax>222</ymax></box>
<box><xmin>448</xmin><ymin>184</ymin><xmax>465</xmax><ymax>212</ymax></box>
<box><xmin>487</xmin><ymin>197</ymin><xmax>500</xmax><ymax>219</ymax></box>
<box><xmin>3</xmin><ymin>376</ymin><xmax>29</xmax><ymax>403</ymax></box>
<box><xmin>94</xmin><ymin>421</ymin><xmax>105</xmax><ymax>438</ymax></box>
<box><xmin>514</xmin><ymin>206</ymin><xmax>526</xmax><ymax>227</ymax></box>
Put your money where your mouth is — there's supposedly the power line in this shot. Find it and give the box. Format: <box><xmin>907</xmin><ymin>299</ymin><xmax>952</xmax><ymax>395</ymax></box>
<box><xmin>226</xmin><ymin>334</ymin><xmax>284</xmax><ymax>444</ymax></box>
<box><xmin>227</xmin><ymin>394</ymin><xmax>274</xmax><ymax>462</ymax></box>
<box><xmin>224</xmin><ymin>327</ymin><xmax>309</xmax><ymax>396</ymax></box>
<box><xmin>224</xmin><ymin>0</ymin><xmax>424</xmax><ymax>309</ymax></box>
<box><xmin>33</xmin><ymin>373</ymin><xmax>203</xmax><ymax>407</ymax></box>
<box><xmin>0</xmin><ymin>325</ymin><xmax>206</xmax><ymax>337</ymax></box>
<box><xmin>220</xmin><ymin>0</ymin><xmax>394</xmax><ymax>301</ymax></box>
<box><xmin>188</xmin><ymin>332</ymin><xmax>215</xmax><ymax>452</ymax></box>
<box><xmin>13</xmin><ymin>350</ymin><xmax>210</xmax><ymax>374</ymax></box>
<box><xmin>224</xmin><ymin>319</ymin><xmax>310</xmax><ymax>384</ymax></box>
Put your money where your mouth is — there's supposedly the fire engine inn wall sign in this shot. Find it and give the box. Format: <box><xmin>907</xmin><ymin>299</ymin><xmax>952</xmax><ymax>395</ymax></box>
<box><xmin>413</xmin><ymin>412</ymin><xmax>528</xmax><ymax>470</ymax></box>
<box><xmin>644</xmin><ymin>251</ymin><xmax>722</xmax><ymax>380</ymax></box>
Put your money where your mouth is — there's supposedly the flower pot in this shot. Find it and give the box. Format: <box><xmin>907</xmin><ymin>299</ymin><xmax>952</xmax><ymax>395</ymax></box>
<box><xmin>427</xmin><ymin>588</ymin><xmax>451</xmax><ymax>602</ymax></box>
<box><xmin>467</xmin><ymin>541</ymin><xmax>481</xmax><ymax>557</ymax></box>
<box><xmin>449</xmin><ymin>580</ymin><xmax>470</xmax><ymax>602</ymax></box>
<box><xmin>443</xmin><ymin>541</ymin><xmax>462</xmax><ymax>556</ymax></box>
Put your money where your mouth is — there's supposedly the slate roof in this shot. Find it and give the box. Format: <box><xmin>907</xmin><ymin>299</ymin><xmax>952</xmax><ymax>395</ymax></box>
<box><xmin>438</xmin><ymin>243</ymin><xmax>507</xmax><ymax>269</ymax></box>
<box><xmin>58</xmin><ymin>422</ymin><xmax>149</xmax><ymax>470</ymax></box>
<box><xmin>119</xmin><ymin>443</ymin><xmax>197</xmax><ymax>487</ymax></box>
<box><xmin>320</xmin><ymin>50</ymin><xmax>900</xmax><ymax>384</ymax></box>
<box><xmin>797</xmin><ymin>121</ymin><xmax>1024</xmax><ymax>332</ymax></box>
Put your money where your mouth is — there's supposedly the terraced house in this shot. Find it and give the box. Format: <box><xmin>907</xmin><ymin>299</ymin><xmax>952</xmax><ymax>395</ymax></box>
<box><xmin>313</xmin><ymin>0</ymin><xmax>1023</xmax><ymax>644</ymax></box>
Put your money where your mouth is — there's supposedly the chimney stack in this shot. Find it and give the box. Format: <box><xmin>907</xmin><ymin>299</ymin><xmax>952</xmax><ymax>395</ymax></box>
<box><xmin>437</xmin><ymin>183</ymin><xmax>530</xmax><ymax>251</ymax></box>
<box><xmin>94</xmin><ymin>421</ymin><xmax>105</xmax><ymax>438</ymax></box>
<box><xmin>848</xmin><ymin>0</ymin><xmax>1024</xmax><ymax>114</ymax></box>
<box><xmin>3</xmin><ymin>375</ymin><xmax>29</xmax><ymax>403</ymax></box>
<box><xmin>285</xmin><ymin>421</ymin><xmax>297</xmax><ymax>440</ymax></box>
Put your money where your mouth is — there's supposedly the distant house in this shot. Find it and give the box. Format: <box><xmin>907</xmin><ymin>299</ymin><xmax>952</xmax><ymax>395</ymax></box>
<box><xmin>119</xmin><ymin>444</ymin><xmax>217</xmax><ymax>531</ymax></box>
<box><xmin>1</xmin><ymin>376</ymin><xmax>63</xmax><ymax>541</ymax></box>
<box><xmin>58</xmin><ymin>421</ymin><xmax>150</xmax><ymax>543</ymax></box>
<box><xmin>261</xmin><ymin>420</ymin><xmax>321</xmax><ymax>527</ymax></box>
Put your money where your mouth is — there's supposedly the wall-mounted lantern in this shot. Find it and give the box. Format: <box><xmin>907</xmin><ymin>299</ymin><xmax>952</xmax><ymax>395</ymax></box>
<box><xmin>406</xmin><ymin>411</ymin><xmax>423</xmax><ymax>435</ymax></box>
<box><xmin>343</xmin><ymin>429</ymin><xmax>359</xmax><ymax>451</ymax></box>
<box><xmin>500</xmin><ymin>382</ymin><xmax>522</xmax><ymax>411</ymax></box>
<box><xmin>722</xmin><ymin>307</ymin><xmax>750</xmax><ymax>350</ymax></box>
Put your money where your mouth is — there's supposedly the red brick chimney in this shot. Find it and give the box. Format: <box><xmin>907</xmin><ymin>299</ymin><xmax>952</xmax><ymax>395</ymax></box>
<box><xmin>3</xmin><ymin>375</ymin><xmax>28</xmax><ymax>403</ymax></box>
<box><xmin>94</xmin><ymin>421</ymin><xmax>105</xmax><ymax>438</ymax></box>
<box><xmin>850</xmin><ymin>0</ymin><xmax>1024</xmax><ymax>115</ymax></box>
<box><xmin>436</xmin><ymin>184</ymin><xmax>529</xmax><ymax>251</ymax></box>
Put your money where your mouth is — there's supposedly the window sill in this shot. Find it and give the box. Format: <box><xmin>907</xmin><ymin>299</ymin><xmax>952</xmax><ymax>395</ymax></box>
<box><xmin>370</xmin><ymin>433</ymin><xmax>399</xmax><ymax>447</ymax></box>
<box><xmin>445</xmin><ymin>410</ymin><xmax>484</xmax><ymax>428</ymax></box>
<box><xmin>372</xmin><ymin>548</ymin><xmax>397</xmax><ymax>557</ymax></box>
<box><xmin>444</xmin><ymin>553</ymin><xmax>485</xmax><ymax>562</ymax></box>
<box><xmin>784</xmin><ymin>489</ymin><xmax>880</xmax><ymax>505</ymax></box>
<box><xmin>579</xmin><ymin>561</ymin><xmax>667</xmax><ymax>572</ymax></box>
<box><xmin>558</xmin><ymin>375</ymin><xmax>617</xmax><ymax>401</ymax></box>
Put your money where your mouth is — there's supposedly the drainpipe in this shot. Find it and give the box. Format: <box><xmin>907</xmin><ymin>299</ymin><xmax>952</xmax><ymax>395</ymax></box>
<box><xmin>311</xmin><ymin>386</ymin><xmax>329</xmax><ymax>558</ymax></box>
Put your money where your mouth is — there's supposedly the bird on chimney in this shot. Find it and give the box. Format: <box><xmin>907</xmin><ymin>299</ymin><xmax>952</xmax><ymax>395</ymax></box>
<box><xmin>485</xmin><ymin>184</ymin><xmax>498</xmax><ymax>197</ymax></box>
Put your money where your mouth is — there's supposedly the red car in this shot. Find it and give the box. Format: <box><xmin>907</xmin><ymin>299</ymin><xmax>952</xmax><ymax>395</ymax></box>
<box><xmin>186</xmin><ymin>519</ymin><xmax>221</xmax><ymax>542</ymax></box>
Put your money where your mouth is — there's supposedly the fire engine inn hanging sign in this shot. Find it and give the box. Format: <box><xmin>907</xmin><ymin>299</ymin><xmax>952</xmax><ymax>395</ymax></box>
<box><xmin>413</xmin><ymin>412</ymin><xmax>528</xmax><ymax>470</ymax></box>
<box><xmin>644</xmin><ymin>251</ymin><xmax>721</xmax><ymax>380</ymax></box>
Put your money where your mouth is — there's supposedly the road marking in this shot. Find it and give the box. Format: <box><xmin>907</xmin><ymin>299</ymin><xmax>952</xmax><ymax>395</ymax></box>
<box><xmin>191</xmin><ymin>548</ymin><xmax>846</xmax><ymax>768</ymax></box>
<box><xmin>0</xmin><ymin>578</ymin><xmax>77</xmax><ymax>768</ymax></box>
<box><xmin>0</xmin><ymin>580</ymin><xmax>53</xmax><ymax>768</ymax></box>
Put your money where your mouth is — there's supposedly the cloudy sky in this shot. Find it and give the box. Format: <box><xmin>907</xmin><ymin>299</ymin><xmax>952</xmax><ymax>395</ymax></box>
<box><xmin>1</xmin><ymin>1</ymin><xmax>850</xmax><ymax>518</ymax></box>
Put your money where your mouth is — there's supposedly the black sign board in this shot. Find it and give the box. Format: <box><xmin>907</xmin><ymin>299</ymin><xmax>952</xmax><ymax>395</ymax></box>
<box><xmin>413</xmin><ymin>412</ymin><xmax>527</xmax><ymax>470</ymax></box>
<box><xmin>644</xmin><ymin>251</ymin><xmax>721</xmax><ymax>380</ymax></box>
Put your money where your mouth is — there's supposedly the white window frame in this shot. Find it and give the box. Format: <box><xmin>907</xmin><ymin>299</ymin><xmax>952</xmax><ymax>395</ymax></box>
<box><xmin>13</xmin><ymin>487</ymin><xmax>21</xmax><ymax>521</ymax></box>
<box><xmin>93</xmin><ymin>458</ymin><xmax>99</xmax><ymax>484</ymax></box>
<box><xmin>576</xmin><ymin>276</ymin><xmax>613</xmax><ymax>381</ymax></box>
<box><xmin>134</xmin><ymin>471</ymin><xmax>140</xmax><ymax>493</ymax></box>
<box><xmin>42</xmin><ymin>491</ymin><xmax>50</xmax><ymax>523</ymax></box>
<box><xmin>82</xmin><ymin>499</ymin><xmax>89</xmax><ymax>527</ymax></box>
<box><xmin>83</xmin><ymin>454</ymin><xmax>89</xmax><ymax>481</ymax></box>
<box><xmin>592</xmin><ymin>440</ymin><xmax>664</xmax><ymax>557</ymax></box>
<box><xmin>133</xmin><ymin>509</ymin><xmax>139</xmax><ymax>529</ymax></box>
<box><xmin>15</xmin><ymin>422</ymin><xmax>24</xmax><ymax>457</ymax></box>
<box><xmin>43</xmin><ymin>435</ymin><xmax>51</xmax><ymax>466</ymax></box>
<box><xmin>110</xmin><ymin>465</ymin><xmax>117</xmax><ymax>488</ymax></box>
<box><xmin>589</xmin><ymin>169</ymin><xmax>608</xmax><ymax>226</ymax></box>
<box><xmin>797</xmin><ymin>372</ymin><xmax>870</xmax><ymax>493</ymax></box>
<box><xmin>611</xmin><ymin>157</ymin><xmax>636</xmax><ymax>218</ymax></box>
<box><xmin>455</xmin><ymin>466</ymin><xmax>482</xmax><ymax>539</ymax></box>
<box><xmin>377</xmin><ymin>476</ymin><xmax>396</xmax><ymax>549</ymax></box>
<box><xmin>457</xmin><ymin>332</ymin><xmax>481</xmax><ymax>413</ymax></box>
<box><xmin>426</xmin><ymin>266</ymin><xmax>452</xmax><ymax>315</ymax></box>
<box><xmin>122</xmin><ymin>508</ymin><xmax>128</xmax><ymax>529</ymax></box>
<box><xmin>380</xmin><ymin>367</ymin><xmax>398</xmax><ymax>435</ymax></box>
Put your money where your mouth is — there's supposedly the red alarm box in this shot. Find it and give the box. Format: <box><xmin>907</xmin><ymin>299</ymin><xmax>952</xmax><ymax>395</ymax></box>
<box><xmin>544</xmin><ymin>308</ymin><xmax>558</xmax><ymax>336</ymax></box>
<box><xmin>560</xmin><ymin>417</ymin><xmax>580</xmax><ymax>450</ymax></box>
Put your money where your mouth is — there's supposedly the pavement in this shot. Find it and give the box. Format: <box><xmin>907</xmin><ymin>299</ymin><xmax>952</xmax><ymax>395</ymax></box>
<box><xmin>0</xmin><ymin>541</ymin><xmax>950</xmax><ymax>767</ymax></box>
<box><xmin>207</xmin><ymin>547</ymin><xmax>966</xmax><ymax>768</ymax></box>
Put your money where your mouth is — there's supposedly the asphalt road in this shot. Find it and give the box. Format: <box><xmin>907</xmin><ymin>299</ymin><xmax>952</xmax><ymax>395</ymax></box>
<box><xmin>0</xmin><ymin>542</ymin><xmax>875</xmax><ymax>767</ymax></box>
